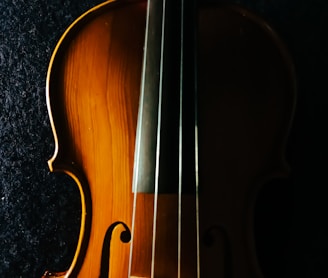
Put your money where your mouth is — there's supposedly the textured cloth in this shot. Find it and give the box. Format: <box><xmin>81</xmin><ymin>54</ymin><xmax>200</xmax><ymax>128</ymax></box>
<box><xmin>1</xmin><ymin>0</ymin><xmax>327</xmax><ymax>277</ymax></box>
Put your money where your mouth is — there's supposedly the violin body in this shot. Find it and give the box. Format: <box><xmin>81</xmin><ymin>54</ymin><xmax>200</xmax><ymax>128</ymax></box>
<box><xmin>44</xmin><ymin>0</ymin><xmax>296</xmax><ymax>277</ymax></box>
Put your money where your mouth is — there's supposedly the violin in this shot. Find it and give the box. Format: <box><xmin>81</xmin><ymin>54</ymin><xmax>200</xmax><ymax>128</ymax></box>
<box><xmin>43</xmin><ymin>0</ymin><xmax>296</xmax><ymax>277</ymax></box>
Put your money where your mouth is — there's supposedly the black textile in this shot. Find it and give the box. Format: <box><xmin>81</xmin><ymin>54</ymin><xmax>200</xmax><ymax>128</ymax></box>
<box><xmin>1</xmin><ymin>0</ymin><xmax>327</xmax><ymax>277</ymax></box>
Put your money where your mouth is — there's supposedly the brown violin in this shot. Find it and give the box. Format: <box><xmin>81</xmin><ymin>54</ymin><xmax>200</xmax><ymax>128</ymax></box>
<box><xmin>43</xmin><ymin>0</ymin><xmax>296</xmax><ymax>277</ymax></box>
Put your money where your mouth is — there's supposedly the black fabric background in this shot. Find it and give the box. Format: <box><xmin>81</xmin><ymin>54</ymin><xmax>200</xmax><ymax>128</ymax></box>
<box><xmin>0</xmin><ymin>0</ymin><xmax>327</xmax><ymax>277</ymax></box>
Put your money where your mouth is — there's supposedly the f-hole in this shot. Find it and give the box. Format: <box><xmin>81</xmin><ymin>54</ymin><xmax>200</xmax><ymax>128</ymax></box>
<box><xmin>203</xmin><ymin>225</ymin><xmax>233</xmax><ymax>278</ymax></box>
<box><xmin>99</xmin><ymin>221</ymin><xmax>131</xmax><ymax>278</ymax></box>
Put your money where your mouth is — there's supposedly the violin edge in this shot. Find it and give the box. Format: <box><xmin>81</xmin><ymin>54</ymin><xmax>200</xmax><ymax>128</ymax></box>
<box><xmin>44</xmin><ymin>1</ymin><xmax>119</xmax><ymax>277</ymax></box>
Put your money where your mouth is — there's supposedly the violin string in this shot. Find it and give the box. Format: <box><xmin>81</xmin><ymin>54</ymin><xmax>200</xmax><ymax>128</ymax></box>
<box><xmin>178</xmin><ymin>0</ymin><xmax>185</xmax><ymax>277</ymax></box>
<box><xmin>128</xmin><ymin>0</ymin><xmax>153</xmax><ymax>275</ymax></box>
<box><xmin>151</xmin><ymin>0</ymin><xmax>167</xmax><ymax>277</ymax></box>
<box><xmin>195</xmin><ymin>102</ymin><xmax>200</xmax><ymax>278</ymax></box>
<box><xmin>193</xmin><ymin>1</ymin><xmax>201</xmax><ymax>274</ymax></box>
<box><xmin>194</xmin><ymin>66</ymin><xmax>201</xmax><ymax>278</ymax></box>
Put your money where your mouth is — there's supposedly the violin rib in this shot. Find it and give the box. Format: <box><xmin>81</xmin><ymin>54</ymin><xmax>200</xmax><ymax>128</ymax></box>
<box><xmin>44</xmin><ymin>1</ymin><xmax>296</xmax><ymax>277</ymax></box>
<box><xmin>46</xmin><ymin>1</ymin><xmax>147</xmax><ymax>276</ymax></box>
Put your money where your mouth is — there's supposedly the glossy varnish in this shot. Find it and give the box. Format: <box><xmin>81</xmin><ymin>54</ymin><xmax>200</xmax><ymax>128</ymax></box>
<box><xmin>47</xmin><ymin>1</ymin><xmax>147</xmax><ymax>276</ymax></box>
<box><xmin>45</xmin><ymin>0</ymin><xmax>296</xmax><ymax>277</ymax></box>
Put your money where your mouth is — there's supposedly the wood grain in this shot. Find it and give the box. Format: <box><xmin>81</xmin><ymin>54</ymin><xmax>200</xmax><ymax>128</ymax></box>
<box><xmin>47</xmin><ymin>1</ymin><xmax>147</xmax><ymax>276</ymax></box>
<box><xmin>45</xmin><ymin>1</ymin><xmax>296</xmax><ymax>277</ymax></box>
